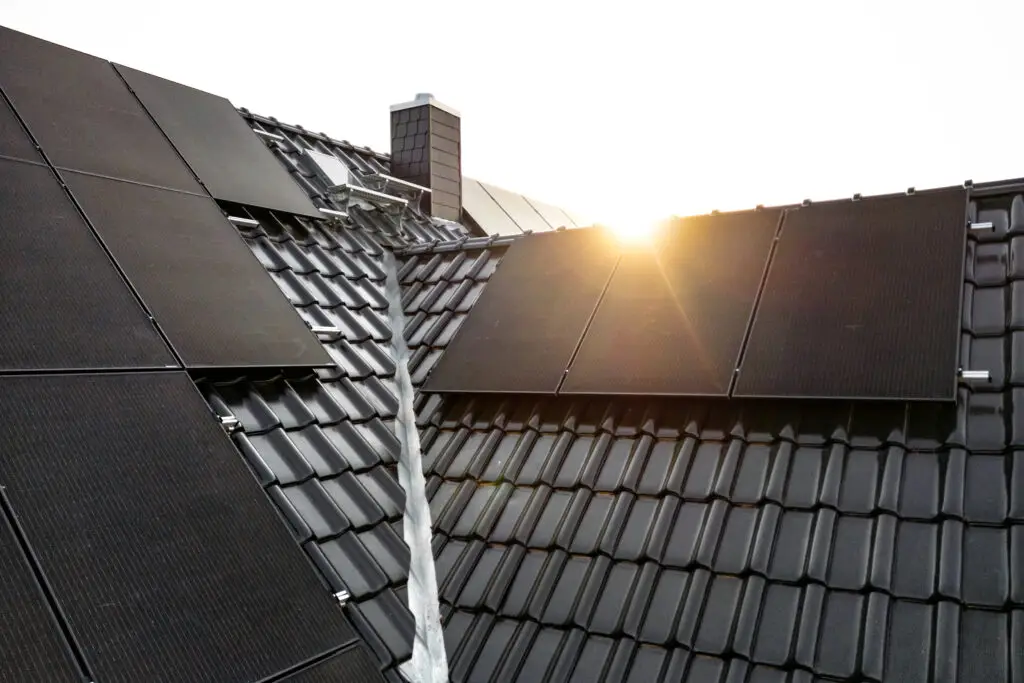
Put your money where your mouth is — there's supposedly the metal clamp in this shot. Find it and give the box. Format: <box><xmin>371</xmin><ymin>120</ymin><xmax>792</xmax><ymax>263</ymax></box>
<box><xmin>219</xmin><ymin>415</ymin><xmax>241</xmax><ymax>434</ymax></box>
<box><xmin>318</xmin><ymin>207</ymin><xmax>349</xmax><ymax>220</ymax></box>
<box><xmin>959</xmin><ymin>368</ymin><xmax>991</xmax><ymax>381</ymax></box>
<box><xmin>227</xmin><ymin>216</ymin><xmax>260</xmax><ymax>228</ymax></box>
<box><xmin>969</xmin><ymin>221</ymin><xmax>994</xmax><ymax>231</ymax></box>
<box><xmin>334</xmin><ymin>590</ymin><xmax>351</xmax><ymax>606</ymax></box>
<box><xmin>253</xmin><ymin>128</ymin><xmax>285</xmax><ymax>142</ymax></box>
<box><xmin>310</xmin><ymin>325</ymin><xmax>343</xmax><ymax>341</ymax></box>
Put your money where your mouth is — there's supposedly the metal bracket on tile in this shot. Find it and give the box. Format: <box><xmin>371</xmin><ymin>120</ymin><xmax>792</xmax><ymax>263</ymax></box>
<box><xmin>253</xmin><ymin>128</ymin><xmax>285</xmax><ymax>142</ymax></box>
<box><xmin>310</xmin><ymin>325</ymin><xmax>343</xmax><ymax>341</ymax></box>
<box><xmin>969</xmin><ymin>221</ymin><xmax>994</xmax><ymax>231</ymax></box>
<box><xmin>227</xmin><ymin>216</ymin><xmax>260</xmax><ymax>228</ymax></box>
<box><xmin>959</xmin><ymin>368</ymin><xmax>991</xmax><ymax>381</ymax></box>
<box><xmin>328</xmin><ymin>183</ymin><xmax>408</xmax><ymax>215</ymax></box>
<box><xmin>333</xmin><ymin>590</ymin><xmax>351</xmax><ymax>606</ymax></box>
<box><xmin>906</xmin><ymin>187</ymin><xmax>916</xmax><ymax>195</ymax></box>
<box><xmin>362</xmin><ymin>172</ymin><xmax>431</xmax><ymax>202</ymax></box>
<box><xmin>219</xmin><ymin>415</ymin><xmax>241</xmax><ymax>434</ymax></box>
<box><xmin>318</xmin><ymin>207</ymin><xmax>349</xmax><ymax>221</ymax></box>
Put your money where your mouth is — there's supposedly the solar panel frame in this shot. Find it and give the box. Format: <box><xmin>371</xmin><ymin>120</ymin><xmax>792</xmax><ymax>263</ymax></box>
<box><xmin>0</xmin><ymin>157</ymin><xmax>176</xmax><ymax>371</ymax></box>
<box><xmin>480</xmin><ymin>181</ymin><xmax>553</xmax><ymax>233</ymax></box>
<box><xmin>0</xmin><ymin>372</ymin><xmax>357</xmax><ymax>683</ymax></box>
<box><xmin>423</xmin><ymin>228</ymin><xmax>621</xmax><ymax>394</ymax></box>
<box><xmin>62</xmin><ymin>171</ymin><xmax>332</xmax><ymax>369</ymax></box>
<box><xmin>0</xmin><ymin>512</ymin><xmax>83</xmax><ymax>682</ymax></box>
<box><xmin>116</xmin><ymin>65</ymin><xmax>321</xmax><ymax>219</ymax></box>
<box><xmin>560</xmin><ymin>210</ymin><xmax>781</xmax><ymax>396</ymax></box>
<box><xmin>0</xmin><ymin>94</ymin><xmax>41</xmax><ymax>163</ymax></box>
<box><xmin>524</xmin><ymin>196</ymin><xmax>577</xmax><ymax>230</ymax></box>
<box><xmin>733</xmin><ymin>189</ymin><xmax>968</xmax><ymax>401</ymax></box>
<box><xmin>462</xmin><ymin>177</ymin><xmax>522</xmax><ymax>235</ymax></box>
<box><xmin>0</xmin><ymin>26</ymin><xmax>202</xmax><ymax>193</ymax></box>
<box><xmin>279</xmin><ymin>645</ymin><xmax>384</xmax><ymax>682</ymax></box>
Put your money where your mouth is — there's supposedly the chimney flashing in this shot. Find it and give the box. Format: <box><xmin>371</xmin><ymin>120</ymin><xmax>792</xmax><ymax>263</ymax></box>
<box><xmin>390</xmin><ymin>93</ymin><xmax>460</xmax><ymax>118</ymax></box>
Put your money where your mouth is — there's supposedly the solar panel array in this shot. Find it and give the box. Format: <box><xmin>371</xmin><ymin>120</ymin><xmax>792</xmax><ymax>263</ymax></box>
<box><xmin>424</xmin><ymin>228</ymin><xmax>620</xmax><ymax>394</ymax></box>
<box><xmin>0</xmin><ymin>373</ymin><xmax>358</xmax><ymax>683</ymax></box>
<box><xmin>116</xmin><ymin>65</ymin><xmax>321</xmax><ymax>218</ymax></box>
<box><xmin>462</xmin><ymin>177</ymin><xmax>583</xmax><ymax>235</ymax></box>
<box><xmin>0</xmin><ymin>25</ymin><xmax>330</xmax><ymax>370</ymax></box>
<box><xmin>0</xmin><ymin>24</ymin><xmax>377</xmax><ymax>683</ymax></box>
<box><xmin>561</xmin><ymin>210</ymin><xmax>780</xmax><ymax>396</ymax></box>
<box><xmin>428</xmin><ymin>191</ymin><xmax>968</xmax><ymax>401</ymax></box>
<box><xmin>64</xmin><ymin>171</ymin><xmax>331</xmax><ymax>368</ymax></box>
<box><xmin>734</xmin><ymin>189</ymin><xmax>967</xmax><ymax>400</ymax></box>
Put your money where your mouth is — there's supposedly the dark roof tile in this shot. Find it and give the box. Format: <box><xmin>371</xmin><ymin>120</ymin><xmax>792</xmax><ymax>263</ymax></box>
<box><xmin>247</xmin><ymin>428</ymin><xmax>316</xmax><ymax>485</ymax></box>
<box><xmin>319</xmin><ymin>532</ymin><xmax>389</xmax><ymax>599</ymax></box>
<box><xmin>280</xmin><ymin>478</ymin><xmax>350</xmax><ymax>540</ymax></box>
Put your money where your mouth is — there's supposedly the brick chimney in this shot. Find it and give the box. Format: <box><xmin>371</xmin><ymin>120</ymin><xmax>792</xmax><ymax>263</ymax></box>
<box><xmin>390</xmin><ymin>93</ymin><xmax>461</xmax><ymax>222</ymax></box>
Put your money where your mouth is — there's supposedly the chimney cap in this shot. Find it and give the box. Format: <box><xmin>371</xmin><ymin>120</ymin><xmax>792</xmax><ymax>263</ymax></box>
<box><xmin>390</xmin><ymin>93</ymin><xmax>460</xmax><ymax>118</ymax></box>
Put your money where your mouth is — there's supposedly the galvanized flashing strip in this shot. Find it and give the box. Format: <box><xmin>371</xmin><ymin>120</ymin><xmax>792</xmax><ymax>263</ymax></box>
<box><xmin>383</xmin><ymin>251</ymin><xmax>449</xmax><ymax>683</ymax></box>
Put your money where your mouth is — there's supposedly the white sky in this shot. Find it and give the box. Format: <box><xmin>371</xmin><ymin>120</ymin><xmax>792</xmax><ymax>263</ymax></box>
<box><xmin>4</xmin><ymin>0</ymin><xmax>1023</xmax><ymax>228</ymax></box>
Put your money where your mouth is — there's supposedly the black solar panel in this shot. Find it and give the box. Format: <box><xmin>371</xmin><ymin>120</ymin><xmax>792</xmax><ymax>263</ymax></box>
<box><xmin>0</xmin><ymin>372</ymin><xmax>357</xmax><ymax>683</ymax></box>
<box><xmin>734</xmin><ymin>190</ymin><xmax>967</xmax><ymax>400</ymax></box>
<box><xmin>0</xmin><ymin>26</ymin><xmax>202</xmax><ymax>193</ymax></box>
<box><xmin>424</xmin><ymin>228</ymin><xmax>620</xmax><ymax>394</ymax></box>
<box><xmin>0</xmin><ymin>95</ymin><xmax>40</xmax><ymax>163</ymax></box>
<box><xmin>0</xmin><ymin>514</ymin><xmax>82</xmax><ymax>682</ymax></box>
<box><xmin>281</xmin><ymin>646</ymin><xmax>385</xmax><ymax>682</ymax></box>
<box><xmin>561</xmin><ymin>210</ymin><xmax>780</xmax><ymax>396</ymax></box>
<box><xmin>63</xmin><ymin>171</ymin><xmax>332</xmax><ymax>369</ymax></box>
<box><xmin>0</xmin><ymin>158</ymin><xmax>175</xmax><ymax>371</ymax></box>
<box><xmin>116</xmin><ymin>65</ymin><xmax>321</xmax><ymax>218</ymax></box>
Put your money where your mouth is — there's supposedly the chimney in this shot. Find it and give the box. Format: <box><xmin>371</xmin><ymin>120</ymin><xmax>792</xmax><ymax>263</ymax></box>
<box><xmin>390</xmin><ymin>93</ymin><xmax>461</xmax><ymax>222</ymax></box>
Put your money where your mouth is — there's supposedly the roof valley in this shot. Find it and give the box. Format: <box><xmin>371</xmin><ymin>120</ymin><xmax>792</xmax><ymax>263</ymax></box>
<box><xmin>383</xmin><ymin>250</ymin><xmax>450</xmax><ymax>683</ymax></box>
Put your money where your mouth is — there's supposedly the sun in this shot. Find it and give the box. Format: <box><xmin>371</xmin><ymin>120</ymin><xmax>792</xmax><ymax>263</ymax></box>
<box><xmin>605</xmin><ymin>221</ymin><xmax>659</xmax><ymax>244</ymax></box>
<box><xmin>590</xmin><ymin>202</ymin><xmax>671</xmax><ymax>246</ymax></box>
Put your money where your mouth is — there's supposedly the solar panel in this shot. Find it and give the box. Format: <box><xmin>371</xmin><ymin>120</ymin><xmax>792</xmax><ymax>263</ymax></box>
<box><xmin>281</xmin><ymin>646</ymin><xmax>384</xmax><ymax>682</ymax></box>
<box><xmin>0</xmin><ymin>95</ymin><xmax>40</xmax><ymax>163</ymax></box>
<box><xmin>462</xmin><ymin>177</ymin><xmax>522</xmax><ymax>235</ymax></box>
<box><xmin>0</xmin><ymin>158</ymin><xmax>176</xmax><ymax>371</ymax></box>
<box><xmin>0</xmin><ymin>514</ymin><xmax>82</xmax><ymax>682</ymax></box>
<box><xmin>0</xmin><ymin>26</ymin><xmax>202</xmax><ymax>193</ymax></box>
<box><xmin>63</xmin><ymin>171</ymin><xmax>332</xmax><ymax>369</ymax></box>
<box><xmin>734</xmin><ymin>190</ymin><xmax>967</xmax><ymax>400</ymax></box>
<box><xmin>561</xmin><ymin>210</ymin><xmax>780</xmax><ymax>396</ymax></box>
<box><xmin>525</xmin><ymin>196</ymin><xmax>577</xmax><ymax>229</ymax></box>
<box><xmin>480</xmin><ymin>181</ymin><xmax>553</xmax><ymax>232</ymax></box>
<box><xmin>424</xmin><ymin>228</ymin><xmax>620</xmax><ymax>394</ymax></box>
<box><xmin>116</xmin><ymin>65</ymin><xmax>321</xmax><ymax>218</ymax></box>
<box><xmin>0</xmin><ymin>372</ymin><xmax>357</xmax><ymax>683</ymax></box>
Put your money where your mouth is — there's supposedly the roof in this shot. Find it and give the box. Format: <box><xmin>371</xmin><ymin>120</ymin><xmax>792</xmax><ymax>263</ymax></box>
<box><xmin>223</xmin><ymin>116</ymin><xmax>1024</xmax><ymax>682</ymax></box>
<box><xmin>1</xmin><ymin>23</ymin><xmax>1021</xmax><ymax>683</ymax></box>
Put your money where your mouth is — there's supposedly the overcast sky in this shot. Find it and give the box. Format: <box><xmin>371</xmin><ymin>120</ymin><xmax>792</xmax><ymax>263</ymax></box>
<box><xmin>4</xmin><ymin>0</ymin><xmax>1022</xmax><ymax>228</ymax></box>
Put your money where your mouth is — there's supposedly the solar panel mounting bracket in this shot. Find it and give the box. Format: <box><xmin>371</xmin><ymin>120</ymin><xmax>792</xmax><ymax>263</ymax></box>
<box><xmin>309</xmin><ymin>325</ymin><xmax>343</xmax><ymax>341</ymax></box>
<box><xmin>333</xmin><ymin>590</ymin><xmax>350</xmax><ymax>606</ymax></box>
<box><xmin>318</xmin><ymin>207</ymin><xmax>349</xmax><ymax>221</ymax></box>
<box><xmin>227</xmin><ymin>215</ymin><xmax>260</xmax><ymax>229</ymax></box>
<box><xmin>219</xmin><ymin>415</ymin><xmax>241</xmax><ymax>434</ymax></box>
<box><xmin>959</xmin><ymin>368</ymin><xmax>991</xmax><ymax>381</ymax></box>
<box><xmin>253</xmin><ymin>128</ymin><xmax>285</xmax><ymax>142</ymax></box>
<box><xmin>328</xmin><ymin>183</ymin><xmax>408</xmax><ymax>215</ymax></box>
<box><xmin>361</xmin><ymin>172</ymin><xmax>431</xmax><ymax>202</ymax></box>
<box><xmin>970</xmin><ymin>221</ymin><xmax>994</xmax><ymax>230</ymax></box>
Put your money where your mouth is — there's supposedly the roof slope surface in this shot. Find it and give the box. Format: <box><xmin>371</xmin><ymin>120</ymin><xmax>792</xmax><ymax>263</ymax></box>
<box><xmin>229</xmin><ymin>114</ymin><xmax>1024</xmax><ymax>682</ymax></box>
<box><xmin>4</xmin><ymin>23</ymin><xmax>1020</xmax><ymax>679</ymax></box>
